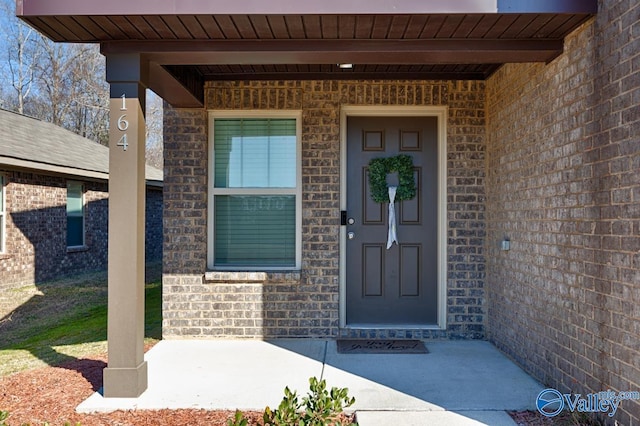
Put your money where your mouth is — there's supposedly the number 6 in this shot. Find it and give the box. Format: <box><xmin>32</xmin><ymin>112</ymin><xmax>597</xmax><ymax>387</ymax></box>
<box><xmin>117</xmin><ymin>114</ymin><xmax>129</xmax><ymax>131</ymax></box>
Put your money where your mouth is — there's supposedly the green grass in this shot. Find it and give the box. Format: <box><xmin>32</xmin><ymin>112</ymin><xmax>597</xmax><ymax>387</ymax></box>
<box><xmin>0</xmin><ymin>268</ymin><xmax>162</xmax><ymax>377</ymax></box>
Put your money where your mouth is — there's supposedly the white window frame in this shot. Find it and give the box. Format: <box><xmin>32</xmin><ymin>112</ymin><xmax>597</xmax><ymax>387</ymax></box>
<box><xmin>66</xmin><ymin>180</ymin><xmax>86</xmax><ymax>248</ymax></box>
<box><xmin>0</xmin><ymin>175</ymin><xmax>5</xmax><ymax>253</ymax></box>
<box><xmin>207</xmin><ymin>110</ymin><xmax>302</xmax><ymax>271</ymax></box>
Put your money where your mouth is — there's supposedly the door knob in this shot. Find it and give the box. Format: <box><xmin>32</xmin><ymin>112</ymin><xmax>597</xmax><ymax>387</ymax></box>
<box><xmin>348</xmin><ymin>232</ymin><xmax>355</xmax><ymax>240</ymax></box>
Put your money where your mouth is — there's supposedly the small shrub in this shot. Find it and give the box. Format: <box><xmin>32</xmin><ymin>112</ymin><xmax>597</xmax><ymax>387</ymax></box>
<box><xmin>262</xmin><ymin>377</ymin><xmax>357</xmax><ymax>426</ymax></box>
<box><xmin>301</xmin><ymin>376</ymin><xmax>356</xmax><ymax>426</ymax></box>
<box><xmin>227</xmin><ymin>409</ymin><xmax>248</xmax><ymax>426</ymax></box>
<box><xmin>263</xmin><ymin>386</ymin><xmax>302</xmax><ymax>425</ymax></box>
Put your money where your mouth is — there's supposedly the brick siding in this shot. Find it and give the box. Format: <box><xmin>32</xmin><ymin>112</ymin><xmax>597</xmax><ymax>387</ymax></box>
<box><xmin>0</xmin><ymin>170</ymin><xmax>163</xmax><ymax>289</ymax></box>
<box><xmin>163</xmin><ymin>80</ymin><xmax>486</xmax><ymax>339</ymax></box>
<box><xmin>0</xmin><ymin>171</ymin><xmax>108</xmax><ymax>287</ymax></box>
<box><xmin>161</xmin><ymin>4</ymin><xmax>638</xmax><ymax>421</ymax></box>
<box><xmin>486</xmin><ymin>1</ymin><xmax>640</xmax><ymax>423</ymax></box>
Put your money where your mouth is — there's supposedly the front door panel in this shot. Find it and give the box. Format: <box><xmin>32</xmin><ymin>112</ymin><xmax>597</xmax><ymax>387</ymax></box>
<box><xmin>346</xmin><ymin>116</ymin><xmax>438</xmax><ymax>325</ymax></box>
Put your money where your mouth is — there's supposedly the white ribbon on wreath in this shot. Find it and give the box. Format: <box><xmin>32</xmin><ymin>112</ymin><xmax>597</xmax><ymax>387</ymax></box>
<box><xmin>387</xmin><ymin>186</ymin><xmax>398</xmax><ymax>249</ymax></box>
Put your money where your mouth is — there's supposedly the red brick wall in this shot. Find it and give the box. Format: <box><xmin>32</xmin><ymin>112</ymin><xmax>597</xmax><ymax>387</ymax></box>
<box><xmin>163</xmin><ymin>80</ymin><xmax>487</xmax><ymax>339</ymax></box>
<box><xmin>0</xmin><ymin>170</ymin><xmax>163</xmax><ymax>288</ymax></box>
<box><xmin>486</xmin><ymin>1</ymin><xmax>640</xmax><ymax>423</ymax></box>
<box><xmin>0</xmin><ymin>171</ymin><xmax>108</xmax><ymax>287</ymax></box>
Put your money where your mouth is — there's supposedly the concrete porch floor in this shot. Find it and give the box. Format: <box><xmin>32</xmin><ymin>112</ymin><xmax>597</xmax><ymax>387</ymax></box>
<box><xmin>78</xmin><ymin>339</ymin><xmax>544</xmax><ymax>425</ymax></box>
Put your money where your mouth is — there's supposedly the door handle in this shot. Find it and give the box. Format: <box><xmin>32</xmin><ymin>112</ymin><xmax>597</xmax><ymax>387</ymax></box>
<box><xmin>348</xmin><ymin>232</ymin><xmax>356</xmax><ymax>240</ymax></box>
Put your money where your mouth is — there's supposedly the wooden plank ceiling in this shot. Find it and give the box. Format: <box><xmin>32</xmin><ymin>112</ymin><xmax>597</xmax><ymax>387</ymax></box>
<box><xmin>18</xmin><ymin>3</ymin><xmax>596</xmax><ymax>107</ymax></box>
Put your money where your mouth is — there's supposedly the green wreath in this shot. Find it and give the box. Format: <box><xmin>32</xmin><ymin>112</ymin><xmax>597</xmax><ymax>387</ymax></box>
<box><xmin>368</xmin><ymin>155</ymin><xmax>416</xmax><ymax>203</ymax></box>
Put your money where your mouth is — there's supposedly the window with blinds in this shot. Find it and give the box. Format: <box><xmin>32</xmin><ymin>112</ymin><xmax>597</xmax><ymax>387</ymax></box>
<box><xmin>210</xmin><ymin>116</ymin><xmax>300</xmax><ymax>269</ymax></box>
<box><xmin>67</xmin><ymin>181</ymin><xmax>85</xmax><ymax>247</ymax></box>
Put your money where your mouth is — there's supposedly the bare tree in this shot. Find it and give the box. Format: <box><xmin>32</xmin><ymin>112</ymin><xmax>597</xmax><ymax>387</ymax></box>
<box><xmin>145</xmin><ymin>91</ymin><xmax>164</xmax><ymax>169</ymax></box>
<box><xmin>67</xmin><ymin>46</ymin><xmax>109</xmax><ymax>144</ymax></box>
<box><xmin>34</xmin><ymin>42</ymin><xmax>83</xmax><ymax>125</ymax></box>
<box><xmin>0</xmin><ymin>0</ymin><xmax>43</xmax><ymax>114</ymax></box>
<box><xmin>22</xmin><ymin>40</ymin><xmax>109</xmax><ymax>145</ymax></box>
<box><xmin>1</xmin><ymin>0</ymin><xmax>162</xmax><ymax>160</ymax></box>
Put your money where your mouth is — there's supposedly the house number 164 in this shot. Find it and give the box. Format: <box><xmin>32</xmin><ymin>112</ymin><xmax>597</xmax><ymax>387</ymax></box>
<box><xmin>117</xmin><ymin>94</ymin><xmax>129</xmax><ymax>151</ymax></box>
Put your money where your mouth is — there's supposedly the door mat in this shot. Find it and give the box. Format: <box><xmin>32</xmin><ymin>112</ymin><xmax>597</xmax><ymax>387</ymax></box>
<box><xmin>337</xmin><ymin>339</ymin><xmax>428</xmax><ymax>354</ymax></box>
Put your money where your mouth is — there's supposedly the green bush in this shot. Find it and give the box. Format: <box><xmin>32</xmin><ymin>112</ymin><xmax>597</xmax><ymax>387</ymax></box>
<box><xmin>227</xmin><ymin>409</ymin><xmax>249</xmax><ymax>426</ymax></box>
<box><xmin>299</xmin><ymin>376</ymin><xmax>356</xmax><ymax>426</ymax></box>
<box><xmin>233</xmin><ymin>376</ymin><xmax>358</xmax><ymax>426</ymax></box>
<box><xmin>230</xmin><ymin>377</ymin><xmax>357</xmax><ymax>426</ymax></box>
<box><xmin>262</xmin><ymin>385</ymin><xmax>302</xmax><ymax>425</ymax></box>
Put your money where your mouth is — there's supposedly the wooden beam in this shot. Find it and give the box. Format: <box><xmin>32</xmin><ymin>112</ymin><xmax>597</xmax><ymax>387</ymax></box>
<box><xmin>148</xmin><ymin>62</ymin><xmax>203</xmax><ymax>108</ymax></box>
<box><xmin>17</xmin><ymin>0</ymin><xmax>496</xmax><ymax>16</ymax></box>
<box><xmin>17</xmin><ymin>0</ymin><xmax>597</xmax><ymax>16</ymax></box>
<box><xmin>102</xmin><ymin>39</ymin><xmax>564</xmax><ymax>65</ymax></box>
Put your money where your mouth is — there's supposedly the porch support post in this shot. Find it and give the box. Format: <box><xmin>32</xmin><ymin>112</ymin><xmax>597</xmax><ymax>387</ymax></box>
<box><xmin>103</xmin><ymin>53</ymin><xmax>148</xmax><ymax>398</ymax></box>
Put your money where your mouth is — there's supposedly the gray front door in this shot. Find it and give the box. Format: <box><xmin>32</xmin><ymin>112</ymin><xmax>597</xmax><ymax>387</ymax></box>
<box><xmin>346</xmin><ymin>116</ymin><xmax>438</xmax><ymax>325</ymax></box>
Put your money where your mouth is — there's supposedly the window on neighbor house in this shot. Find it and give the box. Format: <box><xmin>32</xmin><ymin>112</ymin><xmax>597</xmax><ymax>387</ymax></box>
<box><xmin>0</xmin><ymin>175</ymin><xmax>5</xmax><ymax>253</ymax></box>
<box><xmin>209</xmin><ymin>114</ymin><xmax>301</xmax><ymax>269</ymax></box>
<box><xmin>67</xmin><ymin>181</ymin><xmax>85</xmax><ymax>248</ymax></box>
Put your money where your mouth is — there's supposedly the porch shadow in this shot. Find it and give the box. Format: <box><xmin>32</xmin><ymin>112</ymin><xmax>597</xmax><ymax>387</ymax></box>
<box><xmin>0</xmin><ymin>267</ymin><xmax>160</xmax><ymax>390</ymax></box>
<box><xmin>58</xmin><ymin>357</ymin><xmax>108</xmax><ymax>392</ymax></box>
<box><xmin>0</xmin><ymin>201</ymin><xmax>163</xmax><ymax>386</ymax></box>
<box><xmin>269</xmin><ymin>339</ymin><xmax>543</xmax><ymax>412</ymax></box>
<box><xmin>0</xmin><ymin>276</ymin><xmax>109</xmax><ymax>388</ymax></box>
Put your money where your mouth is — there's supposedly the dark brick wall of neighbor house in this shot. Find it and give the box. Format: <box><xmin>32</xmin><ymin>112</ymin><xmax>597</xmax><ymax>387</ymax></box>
<box><xmin>0</xmin><ymin>171</ymin><xmax>108</xmax><ymax>288</ymax></box>
<box><xmin>162</xmin><ymin>80</ymin><xmax>487</xmax><ymax>339</ymax></box>
<box><xmin>486</xmin><ymin>1</ymin><xmax>640</xmax><ymax>424</ymax></box>
<box><xmin>145</xmin><ymin>187</ymin><xmax>164</xmax><ymax>263</ymax></box>
<box><xmin>0</xmin><ymin>170</ymin><xmax>163</xmax><ymax>289</ymax></box>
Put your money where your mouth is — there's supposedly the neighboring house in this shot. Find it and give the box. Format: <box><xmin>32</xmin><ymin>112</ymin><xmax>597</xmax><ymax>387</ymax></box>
<box><xmin>0</xmin><ymin>109</ymin><xmax>163</xmax><ymax>289</ymax></box>
<box><xmin>17</xmin><ymin>1</ymin><xmax>640</xmax><ymax>423</ymax></box>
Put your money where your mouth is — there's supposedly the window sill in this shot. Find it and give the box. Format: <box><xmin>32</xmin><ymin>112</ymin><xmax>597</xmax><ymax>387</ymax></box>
<box><xmin>67</xmin><ymin>245</ymin><xmax>89</xmax><ymax>253</ymax></box>
<box><xmin>204</xmin><ymin>270</ymin><xmax>301</xmax><ymax>284</ymax></box>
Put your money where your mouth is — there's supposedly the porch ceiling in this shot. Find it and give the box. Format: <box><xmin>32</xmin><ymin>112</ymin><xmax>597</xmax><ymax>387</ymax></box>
<box><xmin>17</xmin><ymin>0</ymin><xmax>597</xmax><ymax>108</ymax></box>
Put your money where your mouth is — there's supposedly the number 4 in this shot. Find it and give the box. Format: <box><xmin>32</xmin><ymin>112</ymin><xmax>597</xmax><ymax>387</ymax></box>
<box><xmin>117</xmin><ymin>133</ymin><xmax>128</xmax><ymax>151</ymax></box>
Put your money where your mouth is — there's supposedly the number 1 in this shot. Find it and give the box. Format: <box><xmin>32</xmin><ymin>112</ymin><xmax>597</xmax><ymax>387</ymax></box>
<box><xmin>120</xmin><ymin>94</ymin><xmax>127</xmax><ymax>111</ymax></box>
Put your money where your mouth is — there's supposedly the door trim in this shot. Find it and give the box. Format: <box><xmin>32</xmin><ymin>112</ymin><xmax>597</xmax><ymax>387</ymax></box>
<box><xmin>339</xmin><ymin>106</ymin><xmax>447</xmax><ymax>330</ymax></box>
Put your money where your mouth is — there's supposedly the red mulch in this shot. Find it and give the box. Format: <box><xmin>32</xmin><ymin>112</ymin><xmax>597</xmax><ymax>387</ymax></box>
<box><xmin>0</xmin><ymin>352</ymin><xmax>362</xmax><ymax>426</ymax></box>
<box><xmin>0</xmin><ymin>352</ymin><xmax>264</xmax><ymax>426</ymax></box>
<box><xmin>0</xmin><ymin>349</ymin><xmax>555</xmax><ymax>426</ymax></box>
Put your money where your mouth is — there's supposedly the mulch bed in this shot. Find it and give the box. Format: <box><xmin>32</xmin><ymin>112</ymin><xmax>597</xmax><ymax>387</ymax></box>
<box><xmin>0</xmin><ymin>352</ymin><xmax>572</xmax><ymax>426</ymax></box>
<box><xmin>0</xmin><ymin>352</ymin><xmax>265</xmax><ymax>426</ymax></box>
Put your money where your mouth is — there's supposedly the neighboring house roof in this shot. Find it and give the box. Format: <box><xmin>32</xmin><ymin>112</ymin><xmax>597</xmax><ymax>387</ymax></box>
<box><xmin>0</xmin><ymin>108</ymin><xmax>162</xmax><ymax>185</ymax></box>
